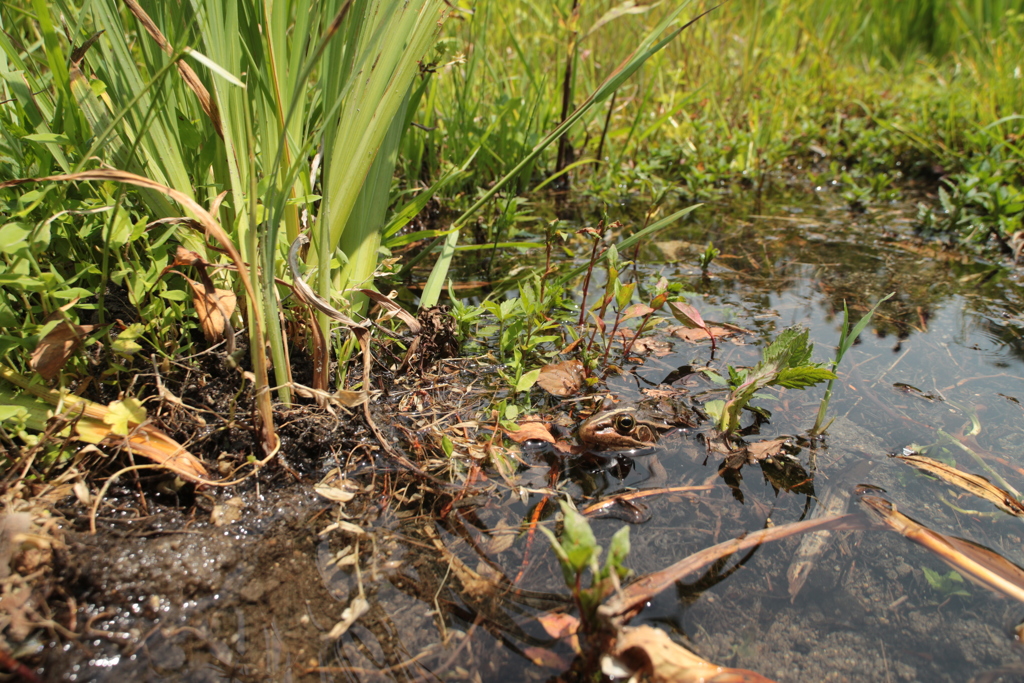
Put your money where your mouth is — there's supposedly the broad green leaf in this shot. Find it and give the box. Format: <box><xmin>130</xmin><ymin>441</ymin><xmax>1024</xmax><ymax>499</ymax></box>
<box><xmin>559</xmin><ymin>501</ymin><xmax>599</xmax><ymax>573</ymax></box>
<box><xmin>516</xmin><ymin>368</ymin><xmax>541</xmax><ymax>392</ymax></box>
<box><xmin>0</xmin><ymin>405</ymin><xmax>28</xmax><ymax>422</ymax></box>
<box><xmin>0</xmin><ymin>223</ymin><xmax>31</xmax><ymax>254</ymax></box>
<box><xmin>103</xmin><ymin>397</ymin><xmax>147</xmax><ymax>436</ymax></box>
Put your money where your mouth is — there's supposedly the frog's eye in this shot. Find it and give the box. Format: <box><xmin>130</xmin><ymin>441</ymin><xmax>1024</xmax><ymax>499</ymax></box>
<box><xmin>614</xmin><ymin>414</ymin><xmax>636</xmax><ymax>433</ymax></box>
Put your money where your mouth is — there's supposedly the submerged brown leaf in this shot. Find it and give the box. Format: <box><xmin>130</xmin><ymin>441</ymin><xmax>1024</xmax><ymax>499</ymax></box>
<box><xmin>668</xmin><ymin>325</ymin><xmax>732</xmax><ymax>342</ymax></box>
<box><xmin>859</xmin><ymin>493</ymin><xmax>1024</xmax><ymax>604</ymax></box>
<box><xmin>894</xmin><ymin>453</ymin><xmax>1024</xmax><ymax>517</ymax></box>
<box><xmin>536</xmin><ymin>360</ymin><xmax>586</xmax><ymax>397</ymax></box>
<box><xmin>605</xmin><ymin>513</ymin><xmax>865</xmax><ymax>621</ymax></box>
<box><xmin>744</xmin><ymin>438</ymin><xmax>789</xmax><ymax>461</ymax></box>
<box><xmin>612</xmin><ymin>625</ymin><xmax>778</xmax><ymax>682</ymax></box>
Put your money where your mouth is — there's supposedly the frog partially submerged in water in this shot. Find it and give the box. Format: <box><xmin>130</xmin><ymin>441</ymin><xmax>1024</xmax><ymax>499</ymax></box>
<box><xmin>572</xmin><ymin>398</ymin><xmax>701</xmax><ymax>522</ymax></box>
<box><xmin>578</xmin><ymin>400</ymin><xmax>699</xmax><ymax>452</ymax></box>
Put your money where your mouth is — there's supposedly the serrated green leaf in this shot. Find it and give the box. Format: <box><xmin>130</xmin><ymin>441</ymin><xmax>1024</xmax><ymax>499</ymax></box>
<box><xmin>775</xmin><ymin>367</ymin><xmax>837</xmax><ymax>389</ymax></box>
<box><xmin>703</xmin><ymin>399</ymin><xmax>725</xmax><ymax>423</ymax></box>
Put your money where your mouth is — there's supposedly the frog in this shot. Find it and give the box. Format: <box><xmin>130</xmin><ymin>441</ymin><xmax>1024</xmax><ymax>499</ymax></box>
<box><xmin>578</xmin><ymin>403</ymin><xmax>692</xmax><ymax>452</ymax></box>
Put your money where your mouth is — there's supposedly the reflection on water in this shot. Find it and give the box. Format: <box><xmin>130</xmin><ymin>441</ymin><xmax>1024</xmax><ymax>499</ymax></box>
<box><xmin>50</xmin><ymin>192</ymin><xmax>1024</xmax><ymax>682</ymax></box>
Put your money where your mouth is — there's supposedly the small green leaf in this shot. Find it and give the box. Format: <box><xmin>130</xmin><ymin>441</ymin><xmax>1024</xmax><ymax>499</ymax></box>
<box><xmin>558</xmin><ymin>501</ymin><xmax>599</xmax><ymax>574</ymax></box>
<box><xmin>103</xmin><ymin>398</ymin><xmax>147</xmax><ymax>436</ymax></box>
<box><xmin>539</xmin><ymin>525</ymin><xmax>575</xmax><ymax>585</ymax></box>
<box><xmin>604</xmin><ymin>525</ymin><xmax>632</xmax><ymax>580</ymax></box>
<box><xmin>0</xmin><ymin>223</ymin><xmax>31</xmax><ymax>254</ymax></box>
<box><xmin>516</xmin><ymin>368</ymin><xmax>541</xmax><ymax>392</ymax></box>
<box><xmin>160</xmin><ymin>289</ymin><xmax>189</xmax><ymax>301</ymax></box>
<box><xmin>0</xmin><ymin>405</ymin><xmax>28</xmax><ymax>422</ymax></box>
<box><xmin>441</xmin><ymin>435</ymin><xmax>454</xmax><ymax>458</ymax></box>
<box><xmin>112</xmin><ymin>323</ymin><xmax>146</xmax><ymax>357</ymax></box>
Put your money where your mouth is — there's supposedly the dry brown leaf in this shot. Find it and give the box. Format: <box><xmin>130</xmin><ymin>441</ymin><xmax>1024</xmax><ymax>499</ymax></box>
<box><xmin>895</xmin><ymin>454</ymin><xmax>1024</xmax><ymax>517</ymax></box>
<box><xmin>0</xmin><ymin>513</ymin><xmax>33</xmax><ymax>580</ymax></box>
<box><xmin>523</xmin><ymin>646</ymin><xmax>570</xmax><ymax>669</ymax></box>
<box><xmin>537</xmin><ymin>360</ymin><xmax>586</xmax><ymax>397</ymax></box>
<box><xmin>552</xmin><ymin>439</ymin><xmax>577</xmax><ymax>455</ymax></box>
<box><xmin>606</xmin><ymin>513</ymin><xmax>865</xmax><ymax>620</ymax></box>
<box><xmin>173</xmin><ymin>246</ymin><xmax>205</xmax><ymax>266</ymax></box>
<box><xmin>859</xmin><ymin>494</ymin><xmax>1024</xmax><ymax>604</ymax></box>
<box><xmin>630</xmin><ymin>337</ymin><xmax>672</xmax><ymax>356</ymax></box>
<box><xmin>484</xmin><ymin>530</ymin><xmax>517</xmax><ymax>555</ymax></box>
<box><xmin>537</xmin><ymin>611</ymin><xmax>579</xmax><ymax>639</ymax></box>
<box><xmin>745</xmin><ymin>438</ymin><xmax>789</xmax><ymax>461</ymax></box>
<box><xmin>30</xmin><ymin>320</ymin><xmax>96</xmax><ymax>380</ymax></box>
<box><xmin>669</xmin><ymin>325</ymin><xmax>731</xmax><ymax>342</ymax></box>
<box><xmin>184</xmin><ymin>279</ymin><xmax>237</xmax><ymax>342</ymax></box>
<box><xmin>0</xmin><ymin>365</ymin><xmax>210</xmax><ymax>483</ymax></box>
<box><xmin>322</xmin><ymin>596</ymin><xmax>369</xmax><ymax>640</ymax></box>
<box><xmin>504</xmin><ymin>419</ymin><xmax>556</xmax><ymax>444</ymax></box>
<box><xmin>613</xmin><ymin>625</ymin><xmax>778</xmax><ymax>683</ymax></box>
<box><xmin>122</xmin><ymin>0</ymin><xmax>223</xmax><ymax>137</ymax></box>
<box><xmin>211</xmin><ymin>496</ymin><xmax>244</xmax><ymax>527</ymax></box>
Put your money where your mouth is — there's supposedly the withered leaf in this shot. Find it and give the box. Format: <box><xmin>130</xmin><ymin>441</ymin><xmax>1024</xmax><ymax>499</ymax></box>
<box><xmin>613</xmin><ymin>625</ymin><xmax>778</xmax><ymax>683</ymax></box>
<box><xmin>537</xmin><ymin>611</ymin><xmax>579</xmax><ymax>640</ymax></box>
<box><xmin>31</xmin><ymin>319</ymin><xmax>96</xmax><ymax>380</ymax></box>
<box><xmin>746</xmin><ymin>438</ymin><xmax>790</xmax><ymax>461</ymax></box>
<box><xmin>173</xmin><ymin>245</ymin><xmax>204</xmax><ymax>266</ymax></box>
<box><xmin>895</xmin><ymin>453</ymin><xmax>1024</xmax><ymax>517</ymax></box>
<box><xmin>504</xmin><ymin>419</ymin><xmax>556</xmax><ymax>444</ymax></box>
<box><xmin>630</xmin><ymin>337</ymin><xmax>672</xmax><ymax>357</ymax></box>
<box><xmin>859</xmin><ymin>493</ymin><xmax>1024</xmax><ymax>604</ymax></box>
<box><xmin>536</xmin><ymin>610</ymin><xmax>582</xmax><ymax>655</ymax></box>
<box><xmin>185</xmin><ymin>279</ymin><xmax>237</xmax><ymax>342</ymax></box>
<box><xmin>523</xmin><ymin>646</ymin><xmax>570</xmax><ymax>669</ymax></box>
<box><xmin>668</xmin><ymin>325</ymin><xmax>731</xmax><ymax>342</ymax></box>
<box><xmin>536</xmin><ymin>359</ymin><xmax>586</xmax><ymax>397</ymax></box>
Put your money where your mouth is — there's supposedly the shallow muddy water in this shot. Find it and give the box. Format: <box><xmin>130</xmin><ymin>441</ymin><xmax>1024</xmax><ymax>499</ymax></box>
<box><xmin>44</xmin><ymin>186</ymin><xmax>1024</xmax><ymax>682</ymax></box>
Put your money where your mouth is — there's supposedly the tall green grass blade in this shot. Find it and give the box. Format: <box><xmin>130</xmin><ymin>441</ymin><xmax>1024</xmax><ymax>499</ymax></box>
<box><xmin>418</xmin><ymin>228</ymin><xmax>460</xmax><ymax>309</ymax></box>
<box><xmin>810</xmin><ymin>292</ymin><xmax>895</xmax><ymax>436</ymax></box>
<box><xmin>418</xmin><ymin>1</ymin><xmax>711</xmax><ymax>308</ymax></box>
